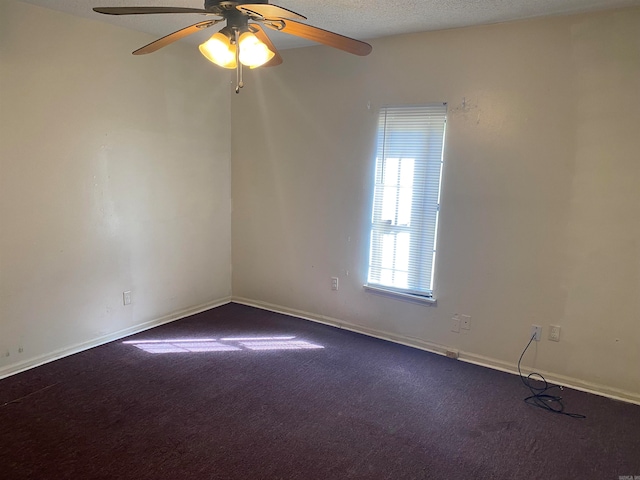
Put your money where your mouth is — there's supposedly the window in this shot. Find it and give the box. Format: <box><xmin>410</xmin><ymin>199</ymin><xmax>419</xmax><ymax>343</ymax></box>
<box><xmin>366</xmin><ymin>104</ymin><xmax>447</xmax><ymax>300</ymax></box>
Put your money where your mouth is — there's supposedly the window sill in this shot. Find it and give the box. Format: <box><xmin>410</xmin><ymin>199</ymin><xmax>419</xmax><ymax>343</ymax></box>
<box><xmin>363</xmin><ymin>284</ymin><xmax>437</xmax><ymax>306</ymax></box>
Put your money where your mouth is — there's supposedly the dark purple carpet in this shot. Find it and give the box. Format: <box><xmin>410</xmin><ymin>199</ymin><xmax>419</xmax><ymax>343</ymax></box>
<box><xmin>1</xmin><ymin>303</ymin><xmax>639</xmax><ymax>479</ymax></box>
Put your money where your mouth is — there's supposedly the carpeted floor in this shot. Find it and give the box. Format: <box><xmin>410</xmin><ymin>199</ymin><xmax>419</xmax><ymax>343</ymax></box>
<box><xmin>1</xmin><ymin>303</ymin><xmax>639</xmax><ymax>479</ymax></box>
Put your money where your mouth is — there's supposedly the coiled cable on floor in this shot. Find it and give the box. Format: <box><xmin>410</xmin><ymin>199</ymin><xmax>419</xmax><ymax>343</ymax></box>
<box><xmin>518</xmin><ymin>334</ymin><xmax>586</xmax><ymax>419</ymax></box>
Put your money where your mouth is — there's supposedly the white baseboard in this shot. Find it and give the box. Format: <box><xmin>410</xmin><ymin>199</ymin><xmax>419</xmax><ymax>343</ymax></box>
<box><xmin>0</xmin><ymin>297</ymin><xmax>231</xmax><ymax>380</ymax></box>
<box><xmin>232</xmin><ymin>296</ymin><xmax>640</xmax><ymax>406</ymax></box>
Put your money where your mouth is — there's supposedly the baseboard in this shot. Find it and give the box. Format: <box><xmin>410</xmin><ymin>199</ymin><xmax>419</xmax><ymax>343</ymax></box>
<box><xmin>232</xmin><ymin>296</ymin><xmax>640</xmax><ymax>406</ymax></box>
<box><xmin>0</xmin><ymin>297</ymin><xmax>231</xmax><ymax>380</ymax></box>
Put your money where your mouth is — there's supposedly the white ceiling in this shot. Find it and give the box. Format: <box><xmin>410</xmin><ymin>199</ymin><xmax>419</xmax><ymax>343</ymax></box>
<box><xmin>18</xmin><ymin>0</ymin><xmax>640</xmax><ymax>51</ymax></box>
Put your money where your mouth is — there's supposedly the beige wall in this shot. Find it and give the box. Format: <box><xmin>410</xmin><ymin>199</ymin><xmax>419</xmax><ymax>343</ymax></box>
<box><xmin>232</xmin><ymin>8</ymin><xmax>640</xmax><ymax>399</ymax></box>
<box><xmin>0</xmin><ymin>0</ymin><xmax>231</xmax><ymax>375</ymax></box>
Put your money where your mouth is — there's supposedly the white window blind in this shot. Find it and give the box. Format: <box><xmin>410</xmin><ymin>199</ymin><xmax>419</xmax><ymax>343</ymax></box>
<box><xmin>367</xmin><ymin>104</ymin><xmax>447</xmax><ymax>297</ymax></box>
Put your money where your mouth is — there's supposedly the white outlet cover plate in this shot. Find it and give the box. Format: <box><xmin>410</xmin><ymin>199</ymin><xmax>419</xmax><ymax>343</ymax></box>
<box><xmin>531</xmin><ymin>325</ymin><xmax>542</xmax><ymax>341</ymax></box>
<box><xmin>451</xmin><ymin>316</ymin><xmax>460</xmax><ymax>333</ymax></box>
<box><xmin>549</xmin><ymin>325</ymin><xmax>561</xmax><ymax>342</ymax></box>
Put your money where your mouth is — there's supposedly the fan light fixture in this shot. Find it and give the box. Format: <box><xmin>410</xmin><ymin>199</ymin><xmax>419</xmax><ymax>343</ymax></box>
<box><xmin>238</xmin><ymin>31</ymin><xmax>275</xmax><ymax>68</ymax></box>
<box><xmin>199</xmin><ymin>31</ymin><xmax>237</xmax><ymax>69</ymax></box>
<box><xmin>199</xmin><ymin>29</ymin><xmax>274</xmax><ymax>70</ymax></box>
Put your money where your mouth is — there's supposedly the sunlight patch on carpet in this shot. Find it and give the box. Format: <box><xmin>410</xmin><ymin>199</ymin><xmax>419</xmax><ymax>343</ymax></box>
<box><xmin>123</xmin><ymin>337</ymin><xmax>324</xmax><ymax>353</ymax></box>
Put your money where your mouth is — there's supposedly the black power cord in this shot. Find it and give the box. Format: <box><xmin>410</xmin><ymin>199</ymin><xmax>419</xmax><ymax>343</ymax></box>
<box><xmin>517</xmin><ymin>334</ymin><xmax>586</xmax><ymax>419</ymax></box>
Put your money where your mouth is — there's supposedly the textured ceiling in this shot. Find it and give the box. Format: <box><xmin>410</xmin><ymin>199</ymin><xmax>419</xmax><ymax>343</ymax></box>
<box><xmin>17</xmin><ymin>0</ymin><xmax>640</xmax><ymax>51</ymax></box>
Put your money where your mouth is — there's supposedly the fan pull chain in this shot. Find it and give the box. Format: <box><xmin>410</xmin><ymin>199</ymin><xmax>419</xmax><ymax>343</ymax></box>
<box><xmin>235</xmin><ymin>28</ymin><xmax>243</xmax><ymax>94</ymax></box>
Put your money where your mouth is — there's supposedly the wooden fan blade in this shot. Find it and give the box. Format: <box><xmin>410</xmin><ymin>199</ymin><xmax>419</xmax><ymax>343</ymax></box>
<box><xmin>269</xmin><ymin>19</ymin><xmax>372</xmax><ymax>56</ymax></box>
<box><xmin>93</xmin><ymin>7</ymin><xmax>212</xmax><ymax>15</ymax></box>
<box><xmin>133</xmin><ymin>20</ymin><xmax>219</xmax><ymax>55</ymax></box>
<box><xmin>237</xmin><ymin>4</ymin><xmax>306</xmax><ymax>21</ymax></box>
<box><xmin>250</xmin><ymin>24</ymin><xmax>283</xmax><ymax>67</ymax></box>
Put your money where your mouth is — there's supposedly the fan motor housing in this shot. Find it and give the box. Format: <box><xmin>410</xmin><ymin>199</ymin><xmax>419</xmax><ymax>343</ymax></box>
<box><xmin>204</xmin><ymin>0</ymin><xmax>268</xmax><ymax>10</ymax></box>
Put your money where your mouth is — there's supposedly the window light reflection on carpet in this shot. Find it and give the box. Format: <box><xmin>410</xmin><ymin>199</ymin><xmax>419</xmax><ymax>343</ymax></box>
<box><xmin>240</xmin><ymin>340</ymin><xmax>324</xmax><ymax>351</ymax></box>
<box><xmin>123</xmin><ymin>338</ymin><xmax>218</xmax><ymax>344</ymax></box>
<box><xmin>220</xmin><ymin>336</ymin><xmax>296</xmax><ymax>341</ymax></box>
<box><xmin>123</xmin><ymin>336</ymin><xmax>324</xmax><ymax>354</ymax></box>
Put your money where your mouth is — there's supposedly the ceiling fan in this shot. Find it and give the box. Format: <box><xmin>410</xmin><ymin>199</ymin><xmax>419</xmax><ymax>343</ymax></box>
<box><xmin>93</xmin><ymin>0</ymin><xmax>373</xmax><ymax>92</ymax></box>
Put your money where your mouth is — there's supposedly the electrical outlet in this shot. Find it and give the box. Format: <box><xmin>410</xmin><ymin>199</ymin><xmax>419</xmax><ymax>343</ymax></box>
<box><xmin>549</xmin><ymin>325</ymin><xmax>561</xmax><ymax>342</ymax></box>
<box><xmin>18</xmin><ymin>347</ymin><xmax>24</xmax><ymax>353</ymax></box>
<box><xmin>445</xmin><ymin>349</ymin><xmax>459</xmax><ymax>359</ymax></box>
<box><xmin>530</xmin><ymin>325</ymin><xmax>542</xmax><ymax>341</ymax></box>
<box><xmin>123</xmin><ymin>291</ymin><xmax>132</xmax><ymax>305</ymax></box>
<box><xmin>451</xmin><ymin>314</ymin><xmax>460</xmax><ymax>333</ymax></box>
<box><xmin>331</xmin><ymin>277</ymin><xmax>338</xmax><ymax>291</ymax></box>
<box><xmin>461</xmin><ymin>314</ymin><xmax>471</xmax><ymax>330</ymax></box>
